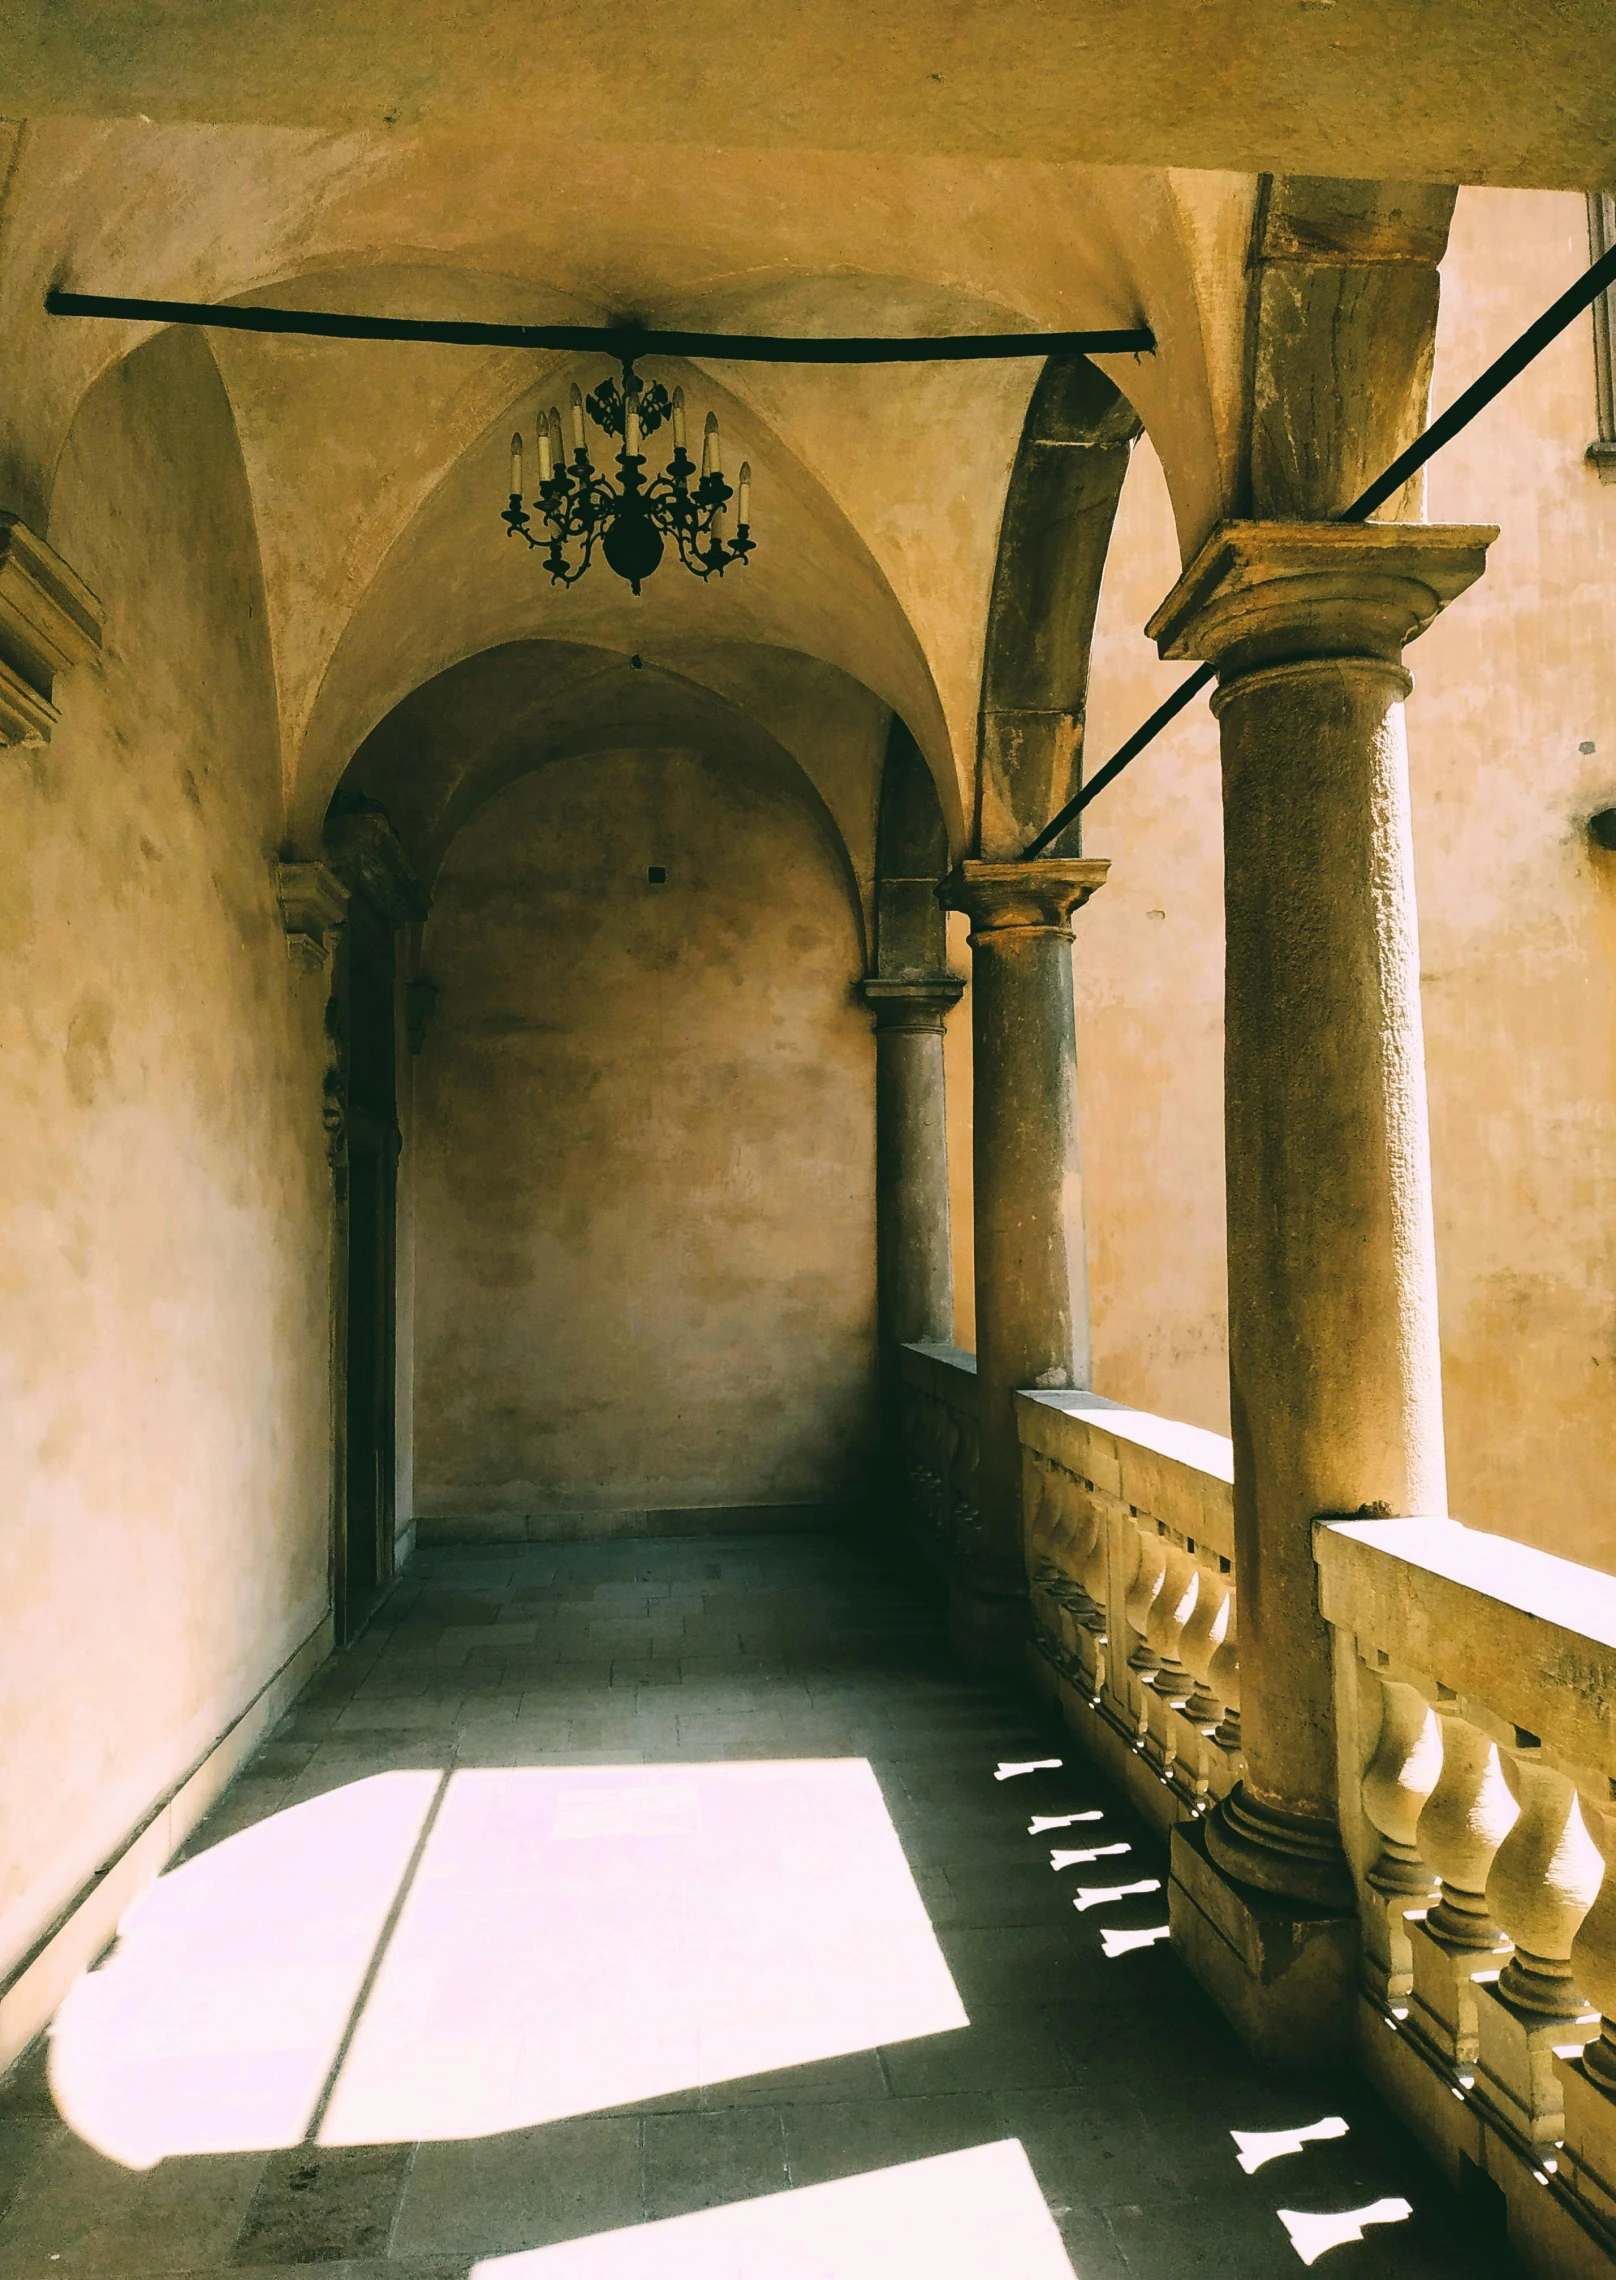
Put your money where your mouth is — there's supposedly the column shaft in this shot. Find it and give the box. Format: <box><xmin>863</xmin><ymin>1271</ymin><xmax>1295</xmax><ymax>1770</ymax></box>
<box><xmin>947</xmin><ymin>859</ymin><xmax>1106</xmax><ymax>1661</ymax></box>
<box><xmin>861</xmin><ymin>979</ymin><xmax>962</xmax><ymax>1349</ymax></box>
<box><xmin>1149</xmin><ymin>518</ymin><xmax>1494</xmax><ymax>1913</ymax></box>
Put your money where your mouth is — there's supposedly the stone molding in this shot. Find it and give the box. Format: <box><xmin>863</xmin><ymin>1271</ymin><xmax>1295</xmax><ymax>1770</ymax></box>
<box><xmin>275</xmin><ymin>859</ymin><xmax>350</xmax><ymax>972</ymax></box>
<box><xmin>943</xmin><ymin>856</ymin><xmax>1108</xmax><ymax>937</ymax></box>
<box><xmin>1147</xmin><ymin>519</ymin><xmax>1497</xmax><ymax>682</ymax></box>
<box><xmin>0</xmin><ymin>514</ymin><xmax>104</xmax><ymax>746</ymax></box>
<box><xmin>858</xmin><ymin>975</ymin><xmax>964</xmax><ymax>1033</ymax></box>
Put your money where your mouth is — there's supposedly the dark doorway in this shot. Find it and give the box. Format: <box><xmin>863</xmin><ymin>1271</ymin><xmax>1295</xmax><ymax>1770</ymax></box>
<box><xmin>334</xmin><ymin>887</ymin><xmax>400</xmax><ymax>1640</ymax></box>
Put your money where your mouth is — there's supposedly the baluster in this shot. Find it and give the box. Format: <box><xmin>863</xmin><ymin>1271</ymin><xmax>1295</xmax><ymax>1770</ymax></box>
<box><xmin>1120</xmin><ymin>1523</ymin><xmax>1166</xmax><ymax>1748</ymax></box>
<box><xmin>1180</xmin><ymin>1561</ymin><xmax>1231</xmax><ymax>1727</ymax></box>
<box><xmin>1174</xmin><ymin>1560</ymin><xmax>1233</xmax><ymax>1803</ymax></box>
<box><xmin>951</xmin><ymin>1414</ymin><xmax>980</xmax><ymax>1562</ymax></box>
<box><xmin>1142</xmin><ymin>1538</ymin><xmax>1199</xmax><ymax>1782</ymax></box>
<box><xmin>1124</xmin><ymin>1525</ymin><xmax>1165</xmax><ymax>1674</ymax></box>
<box><xmin>1473</xmin><ymin>1742</ymin><xmax>1603</xmax><ymax>2150</ymax></box>
<box><xmin>1558</xmin><ymin>1797</ymin><xmax>1616</xmax><ymax>2225</ymax></box>
<box><xmin>1078</xmin><ymin>1494</ymin><xmax>1109</xmax><ymax>1633</ymax></box>
<box><xmin>1022</xmin><ymin>1452</ymin><xmax>1056</xmax><ymax>1573</ymax></box>
<box><xmin>1209</xmin><ymin>1586</ymin><xmax>1241</xmax><ymax>1757</ymax></box>
<box><xmin>1358</xmin><ymin>1675</ymin><xmax>1443</xmax><ymax>2010</ymax></box>
<box><xmin>930</xmin><ymin>1401</ymin><xmax>958</xmax><ymax>1556</ymax></box>
<box><xmin>1407</xmin><ymin>1707</ymin><xmax>1518</xmax><ymax>2072</ymax></box>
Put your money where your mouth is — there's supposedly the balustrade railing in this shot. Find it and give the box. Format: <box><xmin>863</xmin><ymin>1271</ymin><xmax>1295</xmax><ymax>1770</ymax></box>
<box><xmin>1317</xmin><ymin>1515</ymin><xmax>1616</xmax><ymax>2251</ymax></box>
<box><xmin>1017</xmin><ymin>1390</ymin><xmax>1242</xmax><ymax>1834</ymax></box>
<box><xmin>897</xmin><ymin>1343</ymin><xmax>978</xmax><ymax>1575</ymax></box>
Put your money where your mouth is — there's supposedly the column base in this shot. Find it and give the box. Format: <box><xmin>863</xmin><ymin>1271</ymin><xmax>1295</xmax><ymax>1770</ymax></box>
<box><xmin>1169</xmin><ymin>1817</ymin><xmax>1358</xmax><ymax>2064</ymax></box>
<box><xmin>948</xmin><ymin>1554</ymin><xmax>1027</xmax><ymax>1670</ymax></box>
<box><xmin>1204</xmin><ymin>1780</ymin><xmax>1357</xmax><ymax>1908</ymax></box>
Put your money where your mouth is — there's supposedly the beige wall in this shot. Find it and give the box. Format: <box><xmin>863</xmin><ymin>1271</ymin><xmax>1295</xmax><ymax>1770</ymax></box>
<box><xmin>1420</xmin><ymin>188</ymin><xmax>1616</xmax><ymax>1568</ymax></box>
<box><xmin>411</xmin><ymin>747</ymin><xmax>878</xmax><ymax>1525</ymax></box>
<box><xmin>0</xmin><ymin>327</ymin><xmax>332</xmax><ymax>1985</ymax></box>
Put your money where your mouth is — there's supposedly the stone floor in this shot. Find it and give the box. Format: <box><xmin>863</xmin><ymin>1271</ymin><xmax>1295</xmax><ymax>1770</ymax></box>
<box><xmin>0</xmin><ymin>1529</ymin><xmax>1519</xmax><ymax>2278</ymax></box>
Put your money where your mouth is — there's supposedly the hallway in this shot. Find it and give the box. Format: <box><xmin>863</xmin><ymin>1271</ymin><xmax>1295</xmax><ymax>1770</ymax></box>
<box><xmin>0</xmin><ymin>1532</ymin><xmax>1510</xmax><ymax>2279</ymax></box>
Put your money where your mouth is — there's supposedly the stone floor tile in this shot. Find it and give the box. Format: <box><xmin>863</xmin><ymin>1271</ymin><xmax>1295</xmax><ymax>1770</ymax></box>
<box><xmin>0</xmin><ymin>2134</ymin><xmax>265</xmax><ymax>2275</ymax></box>
<box><xmin>0</xmin><ymin>2120</ymin><xmax>66</xmax><ymax>2228</ymax></box>
<box><xmin>881</xmin><ymin>2007</ymin><xmax>1075</xmax><ymax>2097</ymax></box>
<box><xmin>392</xmin><ymin>2118</ymin><xmax>641</xmax><ymax>2256</ymax></box>
<box><xmin>700</xmin><ymin>2052</ymin><xmax>889</xmax><ymax>2109</ymax></box>
<box><xmin>641</xmin><ymin>2108</ymin><xmax>788</xmax><ymax>2220</ymax></box>
<box><xmin>780</xmin><ymin>2093</ymin><xmax>999</xmax><ymax>2188</ymax></box>
<box><xmin>230</xmin><ymin>2144</ymin><xmax>413</xmax><ymax>2265</ymax></box>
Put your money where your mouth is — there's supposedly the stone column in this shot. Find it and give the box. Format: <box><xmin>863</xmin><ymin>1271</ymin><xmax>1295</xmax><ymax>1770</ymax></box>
<box><xmin>1148</xmin><ymin>519</ymin><xmax>1494</xmax><ymax>2054</ymax></box>
<box><xmin>859</xmin><ymin>978</ymin><xmax>964</xmax><ymax>1351</ymax></box>
<box><xmin>944</xmin><ymin>859</ymin><xmax>1108</xmax><ymax>1662</ymax></box>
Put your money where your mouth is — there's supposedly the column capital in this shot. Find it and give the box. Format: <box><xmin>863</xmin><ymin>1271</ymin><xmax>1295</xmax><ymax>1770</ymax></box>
<box><xmin>944</xmin><ymin>858</ymin><xmax>1108</xmax><ymax>937</ymax></box>
<box><xmin>1147</xmin><ymin>519</ymin><xmax>1497</xmax><ymax>683</ymax></box>
<box><xmin>275</xmin><ymin>859</ymin><xmax>350</xmax><ymax>973</ymax></box>
<box><xmin>859</xmin><ymin>975</ymin><xmax>964</xmax><ymax>1033</ymax></box>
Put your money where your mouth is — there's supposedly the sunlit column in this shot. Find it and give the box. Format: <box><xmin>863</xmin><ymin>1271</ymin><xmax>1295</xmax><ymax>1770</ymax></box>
<box><xmin>1148</xmin><ymin>520</ymin><xmax>1494</xmax><ymax>1913</ymax></box>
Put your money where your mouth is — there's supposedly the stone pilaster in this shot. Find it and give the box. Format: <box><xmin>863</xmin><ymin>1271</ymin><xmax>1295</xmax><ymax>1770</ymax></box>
<box><xmin>0</xmin><ymin>516</ymin><xmax>103</xmax><ymax>745</ymax></box>
<box><xmin>1148</xmin><ymin>517</ymin><xmax>1494</xmax><ymax>2053</ymax></box>
<box><xmin>943</xmin><ymin>858</ymin><xmax>1107</xmax><ymax>1663</ymax></box>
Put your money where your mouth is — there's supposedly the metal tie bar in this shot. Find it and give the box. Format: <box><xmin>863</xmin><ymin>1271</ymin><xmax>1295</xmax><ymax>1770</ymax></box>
<box><xmin>43</xmin><ymin>290</ymin><xmax>1154</xmax><ymax>362</ymax></box>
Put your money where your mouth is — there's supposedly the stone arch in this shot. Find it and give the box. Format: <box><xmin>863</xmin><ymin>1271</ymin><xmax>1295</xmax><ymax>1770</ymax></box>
<box><xmin>974</xmin><ymin>357</ymin><xmax>1141</xmax><ymax>857</ymax></box>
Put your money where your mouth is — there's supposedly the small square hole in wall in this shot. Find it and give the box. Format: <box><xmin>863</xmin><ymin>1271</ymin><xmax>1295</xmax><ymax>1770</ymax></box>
<box><xmin>647</xmin><ymin>865</ymin><xmax>667</xmax><ymax>885</ymax></box>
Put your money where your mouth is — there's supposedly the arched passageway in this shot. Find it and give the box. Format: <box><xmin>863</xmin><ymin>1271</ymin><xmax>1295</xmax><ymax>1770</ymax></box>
<box><xmin>411</xmin><ymin>744</ymin><xmax>876</xmax><ymax>1531</ymax></box>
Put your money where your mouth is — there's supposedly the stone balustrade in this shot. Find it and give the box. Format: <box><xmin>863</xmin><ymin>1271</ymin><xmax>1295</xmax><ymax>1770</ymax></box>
<box><xmin>897</xmin><ymin>1343</ymin><xmax>979</xmax><ymax>1577</ymax></box>
<box><xmin>1317</xmin><ymin>1515</ymin><xmax>1616</xmax><ymax>2267</ymax></box>
<box><xmin>1016</xmin><ymin>1388</ymin><xmax>1241</xmax><ymax>1838</ymax></box>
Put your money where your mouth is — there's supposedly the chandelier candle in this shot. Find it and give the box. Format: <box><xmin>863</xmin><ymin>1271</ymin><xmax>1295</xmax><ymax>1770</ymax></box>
<box><xmin>502</xmin><ymin>359</ymin><xmax>753</xmax><ymax>591</ymax></box>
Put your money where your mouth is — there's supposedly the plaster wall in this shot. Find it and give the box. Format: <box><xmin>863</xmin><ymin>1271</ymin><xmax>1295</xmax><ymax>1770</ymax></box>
<box><xmin>0</xmin><ymin>327</ymin><xmax>332</xmax><ymax>1986</ymax></box>
<box><xmin>411</xmin><ymin>748</ymin><xmax>877</xmax><ymax>1524</ymax></box>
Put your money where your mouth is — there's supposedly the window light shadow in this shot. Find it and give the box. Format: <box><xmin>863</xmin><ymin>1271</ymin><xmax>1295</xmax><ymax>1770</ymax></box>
<box><xmin>1234</xmin><ymin>2117</ymin><xmax>1351</xmax><ymax>2175</ymax></box>
<box><xmin>469</xmin><ymin>2141</ymin><xmax>1077</xmax><ymax>2278</ymax></box>
<box><xmin>1099</xmin><ymin>1923</ymin><xmax>1171</xmax><ymax>1959</ymax></box>
<box><xmin>49</xmin><ymin>1760</ymin><xmax>966</xmax><ymax>2166</ymax></box>
<box><xmin>1278</xmin><ymin>2198</ymin><xmax>1413</xmax><ymax>2266</ymax></box>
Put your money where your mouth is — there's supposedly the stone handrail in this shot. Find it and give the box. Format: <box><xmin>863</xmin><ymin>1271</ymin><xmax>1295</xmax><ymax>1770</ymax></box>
<box><xmin>1317</xmin><ymin>1515</ymin><xmax>1616</xmax><ymax>2245</ymax></box>
<box><xmin>1016</xmin><ymin>1390</ymin><xmax>1243</xmax><ymax>1833</ymax></box>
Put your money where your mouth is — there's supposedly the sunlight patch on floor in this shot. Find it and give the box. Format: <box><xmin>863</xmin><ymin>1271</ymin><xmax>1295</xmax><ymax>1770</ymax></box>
<box><xmin>322</xmin><ymin>1759</ymin><xmax>965</xmax><ymax>2145</ymax></box>
<box><xmin>50</xmin><ymin>1772</ymin><xmax>439</xmax><ymax>2166</ymax></box>
<box><xmin>47</xmin><ymin>1757</ymin><xmax>966</xmax><ymax>2163</ymax></box>
<box><xmin>470</xmin><ymin>2141</ymin><xmax>1076</xmax><ymax>2278</ymax></box>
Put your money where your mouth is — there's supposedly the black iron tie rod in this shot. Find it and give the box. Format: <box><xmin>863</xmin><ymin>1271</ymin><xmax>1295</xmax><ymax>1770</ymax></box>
<box><xmin>1021</xmin><ymin>232</ymin><xmax>1616</xmax><ymax>859</ymax></box>
<box><xmin>43</xmin><ymin>289</ymin><xmax>1154</xmax><ymax>362</ymax></box>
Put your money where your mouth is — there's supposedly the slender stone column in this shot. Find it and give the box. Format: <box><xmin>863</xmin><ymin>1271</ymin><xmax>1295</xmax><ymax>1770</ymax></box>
<box><xmin>859</xmin><ymin>978</ymin><xmax>964</xmax><ymax>1351</ymax></box>
<box><xmin>944</xmin><ymin>859</ymin><xmax>1107</xmax><ymax>1662</ymax></box>
<box><xmin>1148</xmin><ymin>521</ymin><xmax>1494</xmax><ymax>1938</ymax></box>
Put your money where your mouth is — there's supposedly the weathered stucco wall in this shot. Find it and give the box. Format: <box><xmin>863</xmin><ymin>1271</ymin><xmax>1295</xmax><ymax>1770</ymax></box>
<box><xmin>412</xmin><ymin>747</ymin><xmax>877</xmax><ymax>1526</ymax></box>
<box><xmin>1419</xmin><ymin>188</ymin><xmax>1616</xmax><ymax>1569</ymax></box>
<box><xmin>0</xmin><ymin>327</ymin><xmax>332</xmax><ymax>1986</ymax></box>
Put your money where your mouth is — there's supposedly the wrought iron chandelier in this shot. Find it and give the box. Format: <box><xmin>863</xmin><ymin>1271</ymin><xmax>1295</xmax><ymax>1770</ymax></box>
<box><xmin>501</xmin><ymin>362</ymin><xmax>753</xmax><ymax>593</ymax></box>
